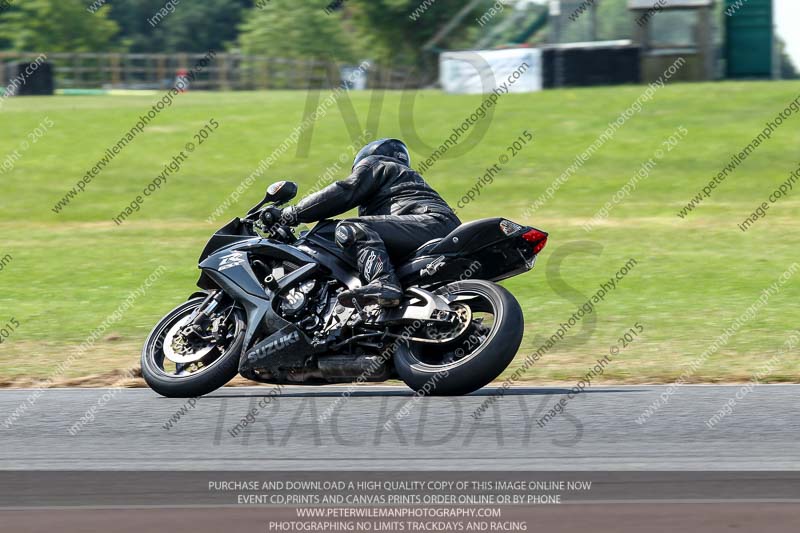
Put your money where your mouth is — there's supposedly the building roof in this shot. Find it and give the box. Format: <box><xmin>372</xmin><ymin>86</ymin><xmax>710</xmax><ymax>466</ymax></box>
<box><xmin>542</xmin><ymin>40</ymin><xmax>635</xmax><ymax>50</ymax></box>
<box><xmin>628</xmin><ymin>0</ymin><xmax>714</xmax><ymax>9</ymax></box>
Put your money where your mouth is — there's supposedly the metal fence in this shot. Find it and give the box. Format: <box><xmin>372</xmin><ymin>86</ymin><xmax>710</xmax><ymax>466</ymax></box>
<box><xmin>0</xmin><ymin>52</ymin><xmax>422</xmax><ymax>91</ymax></box>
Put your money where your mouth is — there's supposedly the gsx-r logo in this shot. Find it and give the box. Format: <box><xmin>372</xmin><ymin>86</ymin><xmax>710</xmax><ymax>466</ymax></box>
<box><xmin>219</xmin><ymin>251</ymin><xmax>246</xmax><ymax>271</ymax></box>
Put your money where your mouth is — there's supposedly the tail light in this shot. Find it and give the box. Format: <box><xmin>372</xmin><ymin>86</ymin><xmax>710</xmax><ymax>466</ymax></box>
<box><xmin>522</xmin><ymin>228</ymin><xmax>548</xmax><ymax>254</ymax></box>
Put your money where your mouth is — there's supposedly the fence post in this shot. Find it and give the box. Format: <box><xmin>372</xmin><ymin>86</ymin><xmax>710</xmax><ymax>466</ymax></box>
<box><xmin>257</xmin><ymin>57</ymin><xmax>266</xmax><ymax>90</ymax></box>
<box><xmin>0</xmin><ymin>53</ymin><xmax>7</xmax><ymax>89</ymax></box>
<box><xmin>112</xmin><ymin>53</ymin><xmax>119</xmax><ymax>88</ymax></box>
<box><xmin>72</xmin><ymin>53</ymin><xmax>81</xmax><ymax>89</ymax></box>
<box><xmin>219</xmin><ymin>53</ymin><xmax>228</xmax><ymax>91</ymax></box>
<box><xmin>157</xmin><ymin>54</ymin><xmax>166</xmax><ymax>89</ymax></box>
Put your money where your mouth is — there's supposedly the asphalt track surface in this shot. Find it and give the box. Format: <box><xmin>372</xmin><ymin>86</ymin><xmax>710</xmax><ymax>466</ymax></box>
<box><xmin>2</xmin><ymin>385</ymin><xmax>799</xmax><ymax>532</ymax></box>
<box><xmin>1</xmin><ymin>384</ymin><xmax>799</xmax><ymax>470</ymax></box>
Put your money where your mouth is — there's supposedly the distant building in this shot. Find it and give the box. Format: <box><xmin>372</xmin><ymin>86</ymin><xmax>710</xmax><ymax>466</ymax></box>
<box><xmin>628</xmin><ymin>0</ymin><xmax>717</xmax><ymax>82</ymax></box>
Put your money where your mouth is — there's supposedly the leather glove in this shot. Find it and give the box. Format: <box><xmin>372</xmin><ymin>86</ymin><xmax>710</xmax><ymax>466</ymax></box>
<box><xmin>279</xmin><ymin>205</ymin><xmax>300</xmax><ymax>226</ymax></box>
<box><xmin>259</xmin><ymin>206</ymin><xmax>283</xmax><ymax>226</ymax></box>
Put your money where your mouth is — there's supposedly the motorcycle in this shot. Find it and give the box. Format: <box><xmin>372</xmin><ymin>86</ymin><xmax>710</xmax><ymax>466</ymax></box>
<box><xmin>141</xmin><ymin>181</ymin><xmax>548</xmax><ymax>397</ymax></box>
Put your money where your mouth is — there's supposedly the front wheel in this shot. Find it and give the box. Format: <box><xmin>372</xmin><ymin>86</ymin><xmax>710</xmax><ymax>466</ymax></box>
<box><xmin>393</xmin><ymin>280</ymin><xmax>524</xmax><ymax>396</ymax></box>
<box><xmin>141</xmin><ymin>295</ymin><xmax>245</xmax><ymax>398</ymax></box>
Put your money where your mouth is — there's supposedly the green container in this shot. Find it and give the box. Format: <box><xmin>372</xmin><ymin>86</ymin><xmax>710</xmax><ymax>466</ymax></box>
<box><xmin>725</xmin><ymin>0</ymin><xmax>773</xmax><ymax>78</ymax></box>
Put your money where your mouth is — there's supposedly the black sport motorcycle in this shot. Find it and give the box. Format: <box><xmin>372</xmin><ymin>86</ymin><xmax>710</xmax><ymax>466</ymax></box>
<box><xmin>141</xmin><ymin>181</ymin><xmax>548</xmax><ymax>397</ymax></box>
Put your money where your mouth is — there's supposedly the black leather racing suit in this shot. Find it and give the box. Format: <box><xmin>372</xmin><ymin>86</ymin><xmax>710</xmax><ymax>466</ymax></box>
<box><xmin>285</xmin><ymin>155</ymin><xmax>461</xmax><ymax>293</ymax></box>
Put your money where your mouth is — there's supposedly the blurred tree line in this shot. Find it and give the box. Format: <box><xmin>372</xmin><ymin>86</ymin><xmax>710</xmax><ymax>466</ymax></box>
<box><xmin>0</xmin><ymin>0</ymin><xmax>475</xmax><ymax>67</ymax></box>
<box><xmin>0</xmin><ymin>0</ymin><xmax>252</xmax><ymax>53</ymax></box>
<box><xmin>0</xmin><ymin>0</ymin><xmax>796</xmax><ymax>77</ymax></box>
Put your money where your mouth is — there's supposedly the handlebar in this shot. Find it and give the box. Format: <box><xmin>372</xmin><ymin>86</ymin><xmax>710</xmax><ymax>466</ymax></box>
<box><xmin>239</xmin><ymin>207</ymin><xmax>296</xmax><ymax>244</ymax></box>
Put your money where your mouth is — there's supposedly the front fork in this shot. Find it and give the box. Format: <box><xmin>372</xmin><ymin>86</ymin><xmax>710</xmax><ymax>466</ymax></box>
<box><xmin>184</xmin><ymin>290</ymin><xmax>224</xmax><ymax>336</ymax></box>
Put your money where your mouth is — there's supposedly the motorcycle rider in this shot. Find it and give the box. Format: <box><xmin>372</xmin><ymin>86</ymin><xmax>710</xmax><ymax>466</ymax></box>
<box><xmin>267</xmin><ymin>138</ymin><xmax>460</xmax><ymax>308</ymax></box>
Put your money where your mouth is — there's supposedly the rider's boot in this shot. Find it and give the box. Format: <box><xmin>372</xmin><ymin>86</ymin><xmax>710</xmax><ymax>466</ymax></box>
<box><xmin>336</xmin><ymin>235</ymin><xmax>402</xmax><ymax>308</ymax></box>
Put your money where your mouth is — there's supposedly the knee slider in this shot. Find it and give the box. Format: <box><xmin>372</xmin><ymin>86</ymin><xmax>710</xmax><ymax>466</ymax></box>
<box><xmin>335</xmin><ymin>222</ymin><xmax>362</xmax><ymax>249</ymax></box>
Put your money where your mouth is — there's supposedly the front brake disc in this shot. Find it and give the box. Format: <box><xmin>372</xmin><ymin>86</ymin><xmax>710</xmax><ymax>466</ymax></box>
<box><xmin>163</xmin><ymin>316</ymin><xmax>215</xmax><ymax>364</ymax></box>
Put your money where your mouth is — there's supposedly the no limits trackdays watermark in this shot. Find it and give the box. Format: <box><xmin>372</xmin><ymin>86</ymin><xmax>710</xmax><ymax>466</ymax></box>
<box><xmin>212</xmin><ymin>392</ymin><xmax>584</xmax><ymax>449</ymax></box>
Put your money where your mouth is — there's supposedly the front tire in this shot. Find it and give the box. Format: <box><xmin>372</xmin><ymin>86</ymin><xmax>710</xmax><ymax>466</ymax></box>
<box><xmin>141</xmin><ymin>296</ymin><xmax>245</xmax><ymax>398</ymax></box>
<box><xmin>393</xmin><ymin>280</ymin><xmax>524</xmax><ymax>396</ymax></box>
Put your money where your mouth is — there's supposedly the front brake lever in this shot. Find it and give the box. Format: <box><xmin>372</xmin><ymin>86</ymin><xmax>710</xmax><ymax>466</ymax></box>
<box><xmin>253</xmin><ymin>219</ymin><xmax>271</xmax><ymax>237</ymax></box>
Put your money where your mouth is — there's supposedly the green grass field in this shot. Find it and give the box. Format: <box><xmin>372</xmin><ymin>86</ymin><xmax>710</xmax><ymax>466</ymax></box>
<box><xmin>1</xmin><ymin>81</ymin><xmax>799</xmax><ymax>386</ymax></box>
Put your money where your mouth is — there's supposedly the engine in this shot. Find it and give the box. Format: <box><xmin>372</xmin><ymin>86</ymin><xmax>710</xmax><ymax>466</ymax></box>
<box><xmin>279</xmin><ymin>279</ymin><xmax>317</xmax><ymax>318</ymax></box>
<box><xmin>276</xmin><ymin>277</ymin><xmax>343</xmax><ymax>336</ymax></box>
<box><xmin>251</xmin><ymin>259</ymin><xmax>334</xmax><ymax>335</ymax></box>
<box><xmin>246</xmin><ymin>268</ymin><xmax>392</xmax><ymax>384</ymax></box>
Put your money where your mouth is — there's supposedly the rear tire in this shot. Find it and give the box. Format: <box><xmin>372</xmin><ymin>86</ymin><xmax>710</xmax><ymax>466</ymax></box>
<box><xmin>393</xmin><ymin>280</ymin><xmax>524</xmax><ymax>396</ymax></box>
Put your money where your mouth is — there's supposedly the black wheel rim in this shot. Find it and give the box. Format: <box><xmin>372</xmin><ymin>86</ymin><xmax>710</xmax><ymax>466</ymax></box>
<box><xmin>146</xmin><ymin>301</ymin><xmax>243</xmax><ymax>380</ymax></box>
<box><xmin>404</xmin><ymin>287</ymin><xmax>501</xmax><ymax>373</ymax></box>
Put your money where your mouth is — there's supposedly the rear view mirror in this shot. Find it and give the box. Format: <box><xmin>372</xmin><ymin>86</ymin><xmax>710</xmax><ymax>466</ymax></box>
<box><xmin>246</xmin><ymin>180</ymin><xmax>299</xmax><ymax>217</ymax></box>
<box><xmin>265</xmin><ymin>181</ymin><xmax>298</xmax><ymax>205</ymax></box>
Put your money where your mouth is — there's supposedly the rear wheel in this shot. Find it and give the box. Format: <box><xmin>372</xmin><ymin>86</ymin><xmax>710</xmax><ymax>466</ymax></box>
<box><xmin>141</xmin><ymin>295</ymin><xmax>245</xmax><ymax>398</ymax></box>
<box><xmin>393</xmin><ymin>280</ymin><xmax>524</xmax><ymax>396</ymax></box>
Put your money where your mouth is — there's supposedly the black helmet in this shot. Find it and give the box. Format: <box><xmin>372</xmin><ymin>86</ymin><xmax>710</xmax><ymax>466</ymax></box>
<box><xmin>352</xmin><ymin>138</ymin><xmax>410</xmax><ymax>169</ymax></box>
